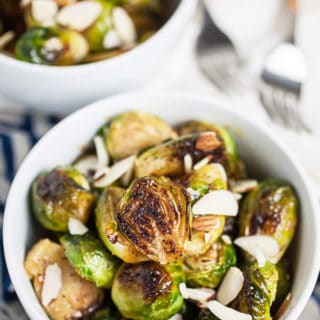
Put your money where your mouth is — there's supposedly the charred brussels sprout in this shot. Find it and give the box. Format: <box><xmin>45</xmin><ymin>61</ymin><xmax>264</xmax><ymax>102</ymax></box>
<box><xmin>186</xmin><ymin>164</ymin><xmax>226</xmax><ymax>256</ymax></box>
<box><xmin>93</xmin><ymin>306</ymin><xmax>123</xmax><ymax>320</ymax></box>
<box><xmin>184</xmin><ymin>239</ymin><xmax>236</xmax><ymax>288</ymax></box>
<box><xmin>272</xmin><ymin>257</ymin><xmax>292</xmax><ymax>314</ymax></box>
<box><xmin>197</xmin><ymin>309</ymin><xmax>219</xmax><ymax>320</ymax></box>
<box><xmin>176</xmin><ymin>120</ymin><xmax>238</xmax><ymax>174</ymax></box>
<box><xmin>25</xmin><ymin>239</ymin><xmax>104</xmax><ymax>320</ymax></box>
<box><xmin>15</xmin><ymin>27</ymin><xmax>88</xmax><ymax>65</ymax></box>
<box><xmin>117</xmin><ymin>176</ymin><xmax>191</xmax><ymax>264</ymax></box>
<box><xmin>238</xmin><ymin>180</ymin><xmax>298</xmax><ymax>263</ymax></box>
<box><xmin>135</xmin><ymin>132</ymin><xmax>227</xmax><ymax>178</ymax></box>
<box><xmin>105</xmin><ymin>111</ymin><xmax>177</xmax><ymax>160</ymax></box>
<box><xmin>232</xmin><ymin>262</ymin><xmax>278</xmax><ymax>320</ymax></box>
<box><xmin>60</xmin><ymin>232</ymin><xmax>120</xmax><ymax>288</ymax></box>
<box><xmin>95</xmin><ymin>186</ymin><xmax>147</xmax><ymax>263</ymax></box>
<box><xmin>31</xmin><ymin>167</ymin><xmax>94</xmax><ymax>231</ymax></box>
<box><xmin>112</xmin><ymin>261</ymin><xmax>184</xmax><ymax>320</ymax></box>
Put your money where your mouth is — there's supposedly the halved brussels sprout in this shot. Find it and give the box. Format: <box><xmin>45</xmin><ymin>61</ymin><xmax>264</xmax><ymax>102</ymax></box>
<box><xmin>111</xmin><ymin>261</ymin><xmax>184</xmax><ymax>320</ymax></box>
<box><xmin>186</xmin><ymin>164</ymin><xmax>226</xmax><ymax>256</ymax></box>
<box><xmin>15</xmin><ymin>27</ymin><xmax>88</xmax><ymax>65</ymax></box>
<box><xmin>25</xmin><ymin>239</ymin><xmax>104</xmax><ymax>320</ymax></box>
<box><xmin>184</xmin><ymin>239</ymin><xmax>237</xmax><ymax>288</ymax></box>
<box><xmin>31</xmin><ymin>167</ymin><xmax>95</xmax><ymax>231</ymax></box>
<box><xmin>232</xmin><ymin>262</ymin><xmax>278</xmax><ymax>320</ymax></box>
<box><xmin>272</xmin><ymin>257</ymin><xmax>292</xmax><ymax>314</ymax></box>
<box><xmin>197</xmin><ymin>309</ymin><xmax>219</xmax><ymax>320</ymax></box>
<box><xmin>117</xmin><ymin>176</ymin><xmax>191</xmax><ymax>264</ymax></box>
<box><xmin>104</xmin><ymin>111</ymin><xmax>177</xmax><ymax>160</ymax></box>
<box><xmin>95</xmin><ymin>186</ymin><xmax>148</xmax><ymax>263</ymax></box>
<box><xmin>60</xmin><ymin>232</ymin><xmax>120</xmax><ymax>288</ymax></box>
<box><xmin>135</xmin><ymin>132</ymin><xmax>227</xmax><ymax>178</ymax></box>
<box><xmin>238</xmin><ymin>180</ymin><xmax>298</xmax><ymax>263</ymax></box>
<box><xmin>176</xmin><ymin>120</ymin><xmax>238</xmax><ymax>174</ymax></box>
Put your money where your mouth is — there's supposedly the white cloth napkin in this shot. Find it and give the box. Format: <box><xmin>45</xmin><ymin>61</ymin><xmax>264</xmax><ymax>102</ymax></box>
<box><xmin>148</xmin><ymin>0</ymin><xmax>320</xmax><ymax>197</ymax></box>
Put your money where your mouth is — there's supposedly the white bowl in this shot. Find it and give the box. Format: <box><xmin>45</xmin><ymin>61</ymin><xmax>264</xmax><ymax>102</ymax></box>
<box><xmin>0</xmin><ymin>0</ymin><xmax>196</xmax><ymax>113</ymax></box>
<box><xmin>3</xmin><ymin>91</ymin><xmax>320</xmax><ymax>319</ymax></box>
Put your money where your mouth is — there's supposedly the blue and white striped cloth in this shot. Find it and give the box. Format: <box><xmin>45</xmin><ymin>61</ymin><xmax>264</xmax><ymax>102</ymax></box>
<box><xmin>0</xmin><ymin>110</ymin><xmax>319</xmax><ymax>319</ymax></box>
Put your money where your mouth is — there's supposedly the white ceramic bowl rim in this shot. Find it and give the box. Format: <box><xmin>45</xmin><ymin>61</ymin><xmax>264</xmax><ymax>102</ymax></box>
<box><xmin>3</xmin><ymin>91</ymin><xmax>320</xmax><ymax>320</ymax></box>
<box><xmin>0</xmin><ymin>0</ymin><xmax>195</xmax><ymax>73</ymax></box>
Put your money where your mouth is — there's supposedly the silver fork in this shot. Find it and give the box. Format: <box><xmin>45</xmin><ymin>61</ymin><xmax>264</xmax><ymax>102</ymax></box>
<box><xmin>196</xmin><ymin>5</ymin><xmax>247</xmax><ymax>96</ymax></box>
<box><xmin>260</xmin><ymin>42</ymin><xmax>311</xmax><ymax>133</ymax></box>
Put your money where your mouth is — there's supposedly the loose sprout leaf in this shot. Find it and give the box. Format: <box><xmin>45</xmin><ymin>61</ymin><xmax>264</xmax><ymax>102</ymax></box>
<box><xmin>192</xmin><ymin>190</ymin><xmax>239</xmax><ymax>216</ymax></box>
<box><xmin>207</xmin><ymin>301</ymin><xmax>252</xmax><ymax>320</ymax></box>
<box><xmin>217</xmin><ymin>267</ymin><xmax>244</xmax><ymax>305</ymax></box>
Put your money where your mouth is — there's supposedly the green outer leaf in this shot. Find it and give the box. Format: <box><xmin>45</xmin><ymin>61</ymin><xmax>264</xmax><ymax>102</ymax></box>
<box><xmin>60</xmin><ymin>232</ymin><xmax>120</xmax><ymax>288</ymax></box>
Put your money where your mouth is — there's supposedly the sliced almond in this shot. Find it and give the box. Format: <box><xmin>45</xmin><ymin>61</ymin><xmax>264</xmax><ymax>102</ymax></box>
<box><xmin>41</xmin><ymin>263</ymin><xmax>62</xmax><ymax>307</ymax></box>
<box><xmin>204</xmin><ymin>232</ymin><xmax>211</xmax><ymax>243</ymax></box>
<box><xmin>45</xmin><ymin>37</ymin><xmax>64</xmax><ymax>52</ymax></box>
<box><xmin>192</xmin><ymin>190</ymin><xmax>239</xmax><ymax>216</ymax></box>
<box><xmin>21</xmin><ymin>0</ymin><xmax>31</xmax><ymax>8</ymax></box>
<box><xmin>68</xmin><ymin>32</ymin><xmax>89</xmax><ymax>62</ymax></box>
<box><xmin>193</xmin><ymin>156</ymin><xmax>212</xmax><ymax>171</ymax></box>
<box><xmin>112</xmin><ymin>7</ymin><xmax>137</xmax><ymax>45</ymax></box>
<box><xmin>207</xmin><ymin>301</ymin><xmax>252</xmax><ymax>320</ymax></box>
<box><xmin>221</xmin><ymin>234</ymin><xmax>232</xmax><ymax>245</ymax></box>
<box><xmin>255</xmin><ymin>247</ymin><xmax>267</xmax><ymax>268</ymax></box>
<box><xmin>56</xmin><ymin>1</ymin><xmax>102</xmax><ymax>31</ymax></box>
<box><xmin>184</xmin><ymin>153</ymin><xmax>193</xmax><ymax>174</ymax></box>
<box><xmin>94</xmin><ymin>155</ymin><xmax>135</xmax><ymax>188</ymax></box>
<box><xmin>94</xmin><ymin>136</ymin><xmax>109</xmax><ymax>168</ymax></box>
<box><xmin>0</xmin><ymin>31</ymin><xmax>15</xmax><ymax>49</ymax></box>
<box><xmin>68</xmin><ymin>217</ymin><xmax>88</xmax><ymax>235</ymax></box>
<box><xmin>186</xmin><ymin>187</ymin><xmax>200</xmax><ymax>201</ymax></box>
<box><xmin>233</xmin><ymin>193</ymin><xmax>242</xmax><ymax>201</ymax></box>
<box><xmin>74</xmin><ymin>155</ymin><xmax>98</xmax><ymax>176</ymax></box>
<box><xmin>32</xmin><ymin>0</ymin><xmax>58</xmax><ymax>24</ymax></box>
<box><xmin>229</xmin><ymin>179</ymin><xmax>258</xmax><ymax>193</ymax></box>
<box><xmin>121</xmin><ymin>166</ymin><xmax>133</xmax><ymax>187</ymax></box>
<box><xmin>103</xmin><ymin>29</ymin><xmax>122</xmax><ymax>50</ymax></box>
<box><xmin>192</xmin><ymin>215</ymin><xmax>220</xmax><ymax>232</ymax></box>
<box><xmin>217</xmin><ymin>267</ymin><xmax>244</xmax><ymax>305</ymax></box>
<box><xmin>234</xmin><ymin>235</ymin><xmax>280</xmax><ymax>264</ymax></box>
<box><xmin>168</xmin><ymin>314</ymin><xmax>183</xmax><ymax>320</ymax></box>
<box><xmin>179</xmin><ymin>283</ymin><xmax>215</xmax><ymax>304</ymax></box>
<box><xmin>211</xmin><ymin>163</ymin><xmax>227</xmax><ymax>182</ymax></box>
<box><xmin>94</xmin><ymin>166</ymin><xmax>110</xmax><ymax>180</ymax></box>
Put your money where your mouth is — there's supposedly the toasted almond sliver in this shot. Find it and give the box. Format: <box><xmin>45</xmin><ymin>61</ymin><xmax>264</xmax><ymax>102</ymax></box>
<box><xmin>32</xmin><ymin>0</ymin><xmax>58</xmax><ymax>23</ymax></box>
<box><xmin>168</xmin><ymin>314</ymin><xmax>183</xmax><ymax>320</ymax></box>
<box><xmin>68</xmin><ymin>217</ymin><xmax>88</xmax><ymax>235</ymax></box>
<box><xmin>204</xmin><ymin>232</ymin><xmax>211</xmax><ymax>243</ymax></box>
<box><xmin>207</xmin><ymin>300</ymin><xmax>252</xmax><ymax>320</ymax></box>
<box><xmin>193</xmin><ymin>156</ymin><xmax>211</xmax><ymax>171</ymax></box>
<box><xmin>192</xmin><ymin>190</ymin><xmax>239</xmax><ymax>216</ymax></box>
<box><xmin>0</xmin><ymin>31</ymin><xmax>15</xmax><ymax>49</ymax></box>
<box><xmin>217</xmin><ymin>267</ymin><xmax>244</xmax><ymax>305</ymax></box>
<box><xmin>56</xmin><ymin>1</ymin><xmax>102</xmax><ymax>31</ymax></box>
<box><xmin>94</xmin><ymin>136</ymin><xmax>109</xmax><ymax>167</ymax></box>
<box><xmin>186</xmin><ymin>187</ymin><xmax>200</xmax><ymax>201</ymax></box>
<box><xmin>94</xmin><ymin>155</ymin><xmax>135</xmax><ymax>188</ymax></box>
<box><xmin>179</xmin><ymin>283</ymin><xmax>215</xmax><ymax>303</ymax></box>
<box><xmin>45</xmin><ymin>37</ymin><xmax>64</xmax><ymax>52</ymax></box>
<box><xmin>74</xmin><ymin>155</ymin><xmax>98</xmax><ymax>176</ymax></box>
<box><xmin>221</xmin><ymin>234</ymin><xmax>232</xmax><ymax>245</ymax></box>
<box><xmin>112</xmin><ymin>7</ymin><xmax>137</xmax><ymax>45</ymax></box>
<box><xmin>192</xmin><ymin>215</ymin><xmax>219</xmax><ymax>232</ymax></box>
<box><xmin>184</xmin><ymin>153</ymin><xmax>193</xmax><ymax>174</ymax></box>
<box><xmin>229</xmin><ymin>179</ymin><xmax>258</xmax><ymax>193</ymax></box>
<box><xmin>103</xmin><ymin>29</ymin><xmax>122</xmax><ymax>50</ymax></box>
<box><xmin>234</xmin><ymin>235</ymin><xmax>279</xmax><ymax>263</ymax></box>
<box><xmin>41</xmin><ymin>263</ymin><xmax>62</xmax><ymax>307</ymax></box>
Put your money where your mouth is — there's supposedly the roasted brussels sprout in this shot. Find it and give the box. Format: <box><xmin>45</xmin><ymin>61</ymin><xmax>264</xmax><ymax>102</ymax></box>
<box><xmin>25</xmin><ymin>239</ymin><xmax>104</xmax><ymax>320</ymax></box>
<box><xmin>186</xmin><ymin>164</ymin><xmax>226</xmax><ymax>256</ymax></box>
<box><xmin>112</xmin><ymin>261</ymin><xmax>184</xmax><ymax>320</ymax></box>
<box><xmin>31</xmin><ymin>167</ymin><xmax>94</xmax><ymax>231</ymax></box>
<box><xmin>176</xmin><ymin>120</ymin><xmax>238</xmax><ymax>174</ymax></box>
<box><xmin>60</xmin><ymin>232</ymin><xmax>120</xmax><ymax>288</ymax></box>
<box><xmin>104</xmin><ymin>111</ymin><xmax>177</xmax><ymax>160</ymax></box>
<box><xmin>135</xmin><ymin>132</ymin><xmax>228</xmax><ymax>178</ymax></box>
<box><xmin>272</xmin><ymin>257</ymin><xmax>292</xmax><ymax>314</ymax></box>
<box><xmin>95</xmin><ymin>186</ymin><xmax>148</xmax><ymax>263</ymax></box>
<box><xmin>15</xmin><ymin>27</ymin><xmax>89</xmax><ymax>65</ymax></box>
<box><xmin>238</xmin><ymin>180</ymin><xmax>298</xmax><ymax>263</ymax></box>
<box><xmin>184</xmin><ymin>239</ymin><xmax>236</xmax><ymax>288</ymax></box>
<box><xmin>117</xmin><ymin>176</ymin><xmax>191</xmax><ymax>264</ymax></box>
<box><xmin>232</xmin><ymin>262</ymin><xmax>278</xmax><ymax>320</ymax></box>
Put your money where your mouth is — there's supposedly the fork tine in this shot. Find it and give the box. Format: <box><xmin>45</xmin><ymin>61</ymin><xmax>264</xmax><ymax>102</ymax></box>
<box><xmin>259</xmin><ymin>83</ymin><xmax>277</xmax><ymax>121</ymax></box>
<box><xmin>272</xmin><ymin>88</ymin><xmax>292</xmax><ymax>129</ymax></box>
